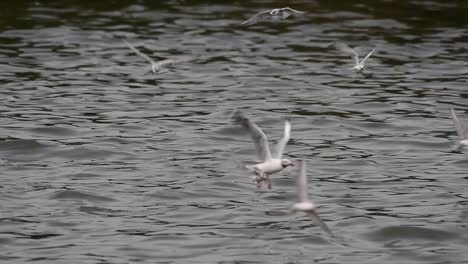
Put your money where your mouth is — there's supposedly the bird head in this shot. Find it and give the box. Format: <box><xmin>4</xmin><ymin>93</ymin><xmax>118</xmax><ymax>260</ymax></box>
<box><xmin>281</xmin><ymin>159</ymin><xmax>294</xmax><ymax>168</ymax></box>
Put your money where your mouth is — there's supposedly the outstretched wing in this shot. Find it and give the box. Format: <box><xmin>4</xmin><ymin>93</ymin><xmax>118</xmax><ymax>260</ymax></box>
<box><xmin>282</xmin><ymin>7</ymin><xmax>305</xmax><ymax>15</ymax></box>
<box><xmin>360</xmin><ymin>48</ymin><xmax>376</xmax><ymax>67</ymax></box>
<box><xmin>451</xmin><ymin>107</ymin><xmax>466</xmax><ymax>139</ymax></box>
<box><xmin>337</xmin><ymin>42</ymin><xmax>359</xmax><ymax>68</ymax></box>
<box><xmin>232</xmin><ymin>110</ymin><xmax>272</xmax><ymax>162</ymax></box>
<box><xmin>296</xmin><ymin>160</ymin><xmax>308</xmax><ymax>203</ymax></box>
<box><xmin>241</xmin><ymin>9</ymin><xmax>273</xmax><ymax>26</ymax></box>
<box><xmin>306</xmin><ymin>210</ymin><xmax>332</xmax><ymax>235</ymax></box>
<box><xmin>123</xmin><ymin>40</ymin><xmax>156</xmax><ymax>66</ymax></box>
<box><xmin>155</xmin><ymin>55</ymin><xmax>194</xmax><ymax>68</ymax></box>
<box><xmin>273</xmin><ymin>118</ymin><xmax>291</xmax><ymax>159</ymax></box>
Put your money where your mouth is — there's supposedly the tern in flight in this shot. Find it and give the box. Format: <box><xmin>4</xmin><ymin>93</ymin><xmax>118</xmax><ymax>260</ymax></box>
<box><xmin>291</xmin><ymin>160</ymin><xmax>332</xmax><ymax>235</ymax></box>
<box><xmin>450</xmin><ymin>107</ymin><xmax>468</xmax><ymax>147</ymax></box>
<box><xmin>123</xmin><ymin>39</ymin><xmax>193</xmax><ymax>75</ymax></box>
<box><xmin>241</xmin><ymin>7</ymin><xmax>304</xmax><ymax>26</ymax></box>
<box><xmin>337</xmin><ymin>42</ymin><xmax>376</xmax><ymax>71</ymax></box>
<box><xmin>232</xmin><ymin>110</ymin><xmax>294</xmax><ymax>189</ymax></box>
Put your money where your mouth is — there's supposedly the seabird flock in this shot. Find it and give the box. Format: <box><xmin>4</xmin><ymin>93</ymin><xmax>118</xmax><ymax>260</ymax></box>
<box><xmin>122</xmin><ymin>7</ymin><xmax>467</xmax><ymax>235</ymax></box>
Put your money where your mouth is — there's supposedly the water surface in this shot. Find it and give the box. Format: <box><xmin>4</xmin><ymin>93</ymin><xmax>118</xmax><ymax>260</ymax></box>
<box><xmin>1</xmin><ymin>1</ymin><xmax>468</xmax><ymax>263</ymax></box>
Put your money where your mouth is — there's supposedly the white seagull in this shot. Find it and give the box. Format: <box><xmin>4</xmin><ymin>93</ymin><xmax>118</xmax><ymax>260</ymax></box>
<box><xmin>232</xmin><ymin>110</ymin><xmax>294</xmax><ymax>189</ymax></box>
<box><xmin>291</xmin><ymin>160</ymin><xmax>332</xmax><ymax>235</ymax></box>
<box><xmin>337</xmin><ymin>43</ymin><xmax>376</xmax><ymax>71</ymax></box>
<box><xmin>123</xmin><ymin>39</ymin><xmax>193</xmax><ymax>75</ymax></box>
<box><xmin>450</xmin><ymin>107</ymin><xmax>468</xmax><ymax>146</ymax></box>
<box><xmin>241</xmin><ymin>7</ymin><xmax>304</xmax><ymax>26</ymax></box>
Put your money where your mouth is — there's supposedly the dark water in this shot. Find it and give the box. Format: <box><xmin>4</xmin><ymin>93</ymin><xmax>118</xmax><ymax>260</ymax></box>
<box><xmin>1</xmin><ymin>1</ymin><xmax>468</xmax><ymax>263</ymax></box>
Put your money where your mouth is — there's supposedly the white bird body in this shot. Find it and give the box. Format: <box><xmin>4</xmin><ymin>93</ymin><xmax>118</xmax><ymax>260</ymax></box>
<box><xmin>291</xmin><ymin>201</ymin><xmax>316</xmax><ymax>211</ymax></box>
<box><xmin>337</xmin><ymin>43</ymin><xmax>376</xmax><ymax>71</ymax></box>
<box><xmin>291</xmin><ymin>161</ymin><xmax>331</xmax><ymax>235</ymax></box>
<box><xmin>232</xmin><ymin>110</ymin><xmax>294</xmax><ymax>189</ymax></box>
<box><xmin>247</xmin><ymin>158</ymin><xmax>288</xmax><ymax>176</ymax></box>
<box><xmin>451</xmin><ymin>107</ymin><xmax>468</xmax><ymax>147</ymax></box>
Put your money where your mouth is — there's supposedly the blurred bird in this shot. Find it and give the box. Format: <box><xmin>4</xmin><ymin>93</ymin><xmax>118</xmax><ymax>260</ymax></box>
<box><xmin>232</xmin><ymin>110</ymin><xmax>294</xmax><ymax>189</ymax></box>
<box><xmin>241</xmin><ymin>7</ymin><xmax>304</xmax><ymax>26</ymax></box>
<box><xmin>337</xmin><ymin>42</ymin><xmax>376</xmax><ymax>71</ymax></box>
<box><xmin>123</xmin><ymin>39</ymin><xmax>193</xmax><ymax>75</ymax></box>
<box><xmin>450</xmin><ymin>107</ymin><xmax>468</xmax><ymax>146</ymax></box>
<box><xmin>291</xmin><ymin>160</ymin><xmax>332</xmax><ymax>235</ymax></box>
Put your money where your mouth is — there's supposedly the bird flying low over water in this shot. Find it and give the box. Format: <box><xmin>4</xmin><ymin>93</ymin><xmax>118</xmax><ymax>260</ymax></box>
<box><xmin>336</xmin><ymin>42</ymin><xmax>376</xmax><ymax>71</ymax></box>
<box><xmin>231</xmin><ymin>110</ymin><xmax>294</xmax><ymax>189</ymax></box>
<box><xmin>450</xmin><ymin>107</ymin><xmax>468</xmax><ymax>147</ymax></box>
<box><xmin>291</xmin><ymin>160</ymin><xmax>332</xmax><ymax>235</ymax></box>
<box><xmin>241</xmin><ymin>7</ymin><xmax>305</xmax><ymax>26</ymax></box>
<box><xmin>123</xmin><ymin>39</ymin><xmax>194</xmax><ymax>75</ymax></box>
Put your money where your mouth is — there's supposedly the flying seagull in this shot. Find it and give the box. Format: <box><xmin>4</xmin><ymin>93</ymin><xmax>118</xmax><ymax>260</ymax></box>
<box><xmin>123</xmin><ymin>39</ymin><xmax>193</xmax><ymax>75</ymax></box>
<box><xmin>291</xmin><ymin>160</ymin><xmax>332</xmax><ymax>235</ymax></box>
<box><xmin>232</xmin><ymin>110</ymin><xmax>294</xmax><ymax>189</ymax></box>
<box><xmin>337</xmin><ymin>42</ymin><xmax>376</xmax><ymax>71</ymax></box>
<box><xmin>241</xmin><ymin>7</ymin><xmax>304</xmax><ymax>26</ymax></box>
<box><xmin>450</xmin><ymin>107</ymin><xmax>468</xmax><ymax>146</ymax></box>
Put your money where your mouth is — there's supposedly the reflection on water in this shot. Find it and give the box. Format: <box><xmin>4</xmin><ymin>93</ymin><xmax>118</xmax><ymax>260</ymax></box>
<box><xmin>1</xmin><ymin>1</ymin><xmax>468</xmax><ymax>263</ymax></box>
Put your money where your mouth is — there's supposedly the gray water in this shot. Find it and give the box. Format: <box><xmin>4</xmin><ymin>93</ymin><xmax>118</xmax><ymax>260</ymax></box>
<box><xmin>1</xmin><ymin>1</ymin><xmax>468</xmax><ymax>263</ymax></box>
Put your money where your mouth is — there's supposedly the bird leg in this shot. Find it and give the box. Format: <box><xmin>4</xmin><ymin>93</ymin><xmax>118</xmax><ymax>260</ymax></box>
<box><xmin>254</xmin><ymin>172</ymin><xmax>271</xmax><ymax>189</ymax></box>
<box><xmin>255</xmin><ymin>173</ymin><xmax>263</xmax><ymax>188</ymax></box>
<box><xmin>256</xmin><ymin>179</ymin><xmax>262</xmax><ymax>189</ymax></box>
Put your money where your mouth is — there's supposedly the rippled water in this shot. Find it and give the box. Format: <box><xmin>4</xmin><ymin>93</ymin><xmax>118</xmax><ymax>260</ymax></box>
<box><xmin>1</xmin><ymin>1</ymin><xmax>468</xmax><ymax>263</ymax></box>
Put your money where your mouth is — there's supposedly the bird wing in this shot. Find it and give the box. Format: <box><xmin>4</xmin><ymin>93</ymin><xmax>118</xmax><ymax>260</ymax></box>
<box><xmin>232</xmin><ymin>110</ymin><xmax>272</xmax><ymax>162</ymax></box>
<box><xmin>273</xmin><ymin>118</ymin><xmax>291</xmax><ymax>159</ymax></box>
<box><xmin>155</xmin><ymin>55</ymin><xmax>194</xmax><ymax>68</ymax></box>
<box><xmin>296</xmin><ymin>160</ymin><xmax>308</xmax><ymax>203</ymax></box>
<box><xmin>451</xmin><ymin>107</ymin><xmax>466</xmax><ymax>139</ymax></box>
<box><xmin>240</xmin><ymin>9</ymin><xmax>273</xmax><ymax>26</ymax></box>
<box><xmin>282</xmin><ymin>7</ymin><xmax>305</xmax><ymax>14</ymax></box>
<box><xmin>337</xmin><ymin>43</ymin><xmax>359</xmax><ymax>68</ymax></box>
<box><xmin>360</xmin><ymin>48</ymin><xmax>376</xmax><ymax>67</ymax></box>
<box><xmin>123</xmin><ymin>40</ymin><xmax>157</xmax><ymax>66</ymax></box>
<box><xmin>306</xmin><ymin>210</ymin><xmax>333</xmax><ymax>235</ymax></box>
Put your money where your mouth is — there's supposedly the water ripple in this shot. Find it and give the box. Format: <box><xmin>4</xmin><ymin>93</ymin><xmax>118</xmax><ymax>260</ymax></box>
<box><xmin>1</xmin><ymin>1</ymin><xmax>468</xmax><ymax>263</ymax></box>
